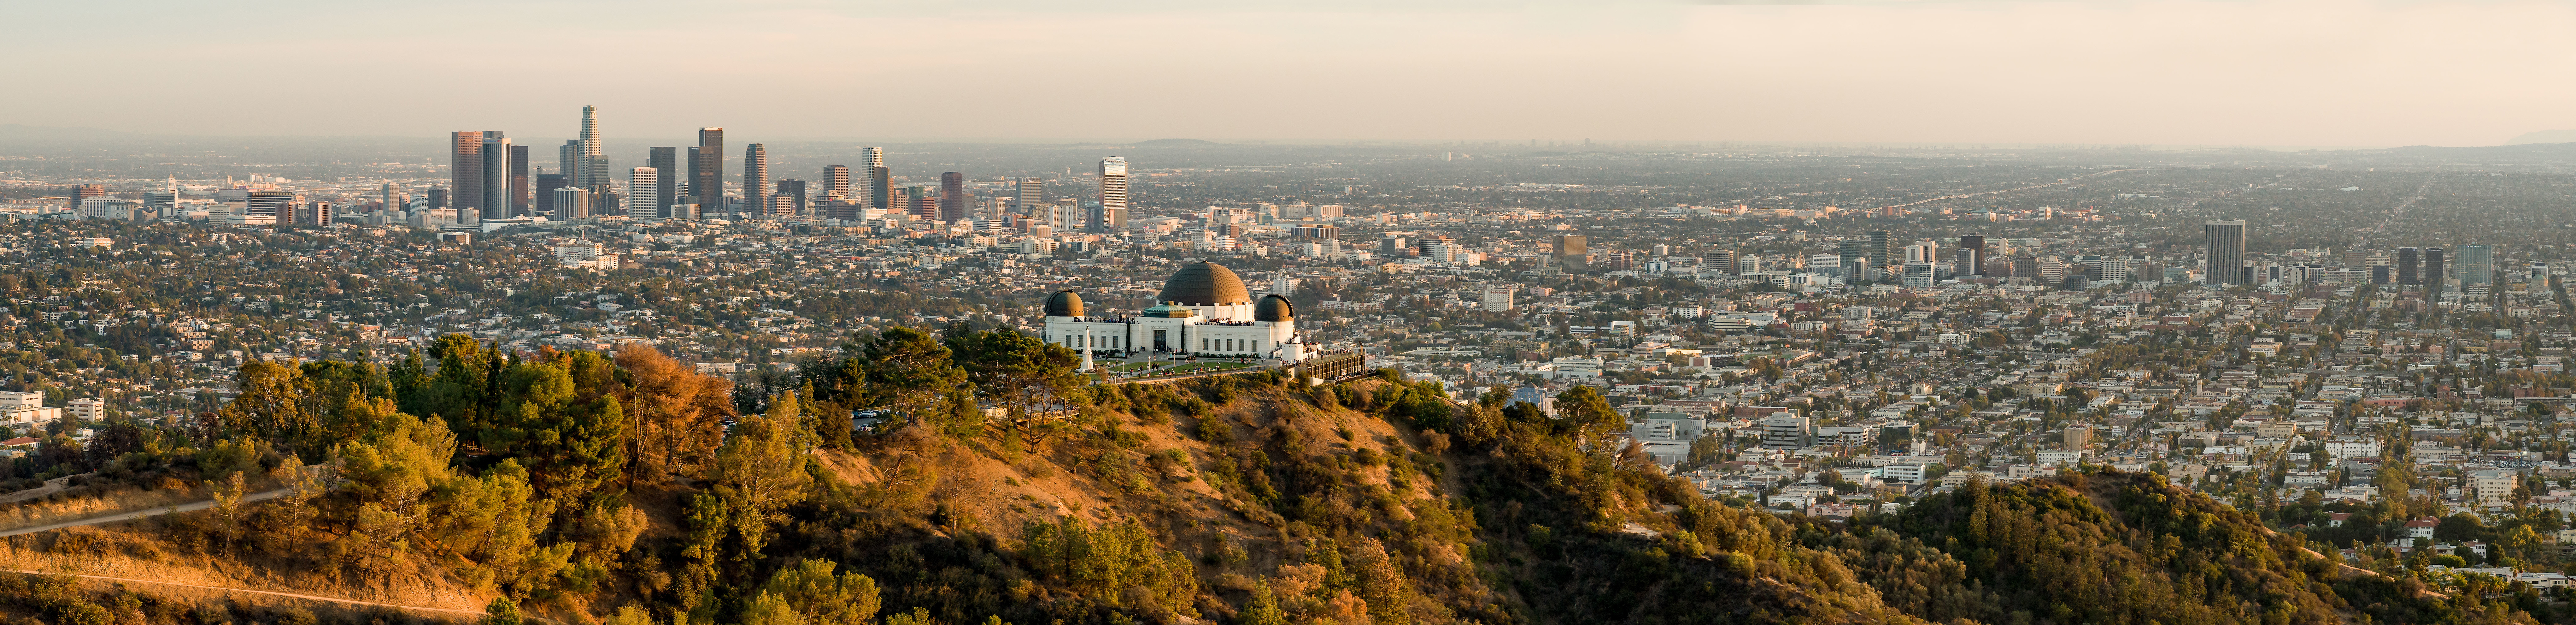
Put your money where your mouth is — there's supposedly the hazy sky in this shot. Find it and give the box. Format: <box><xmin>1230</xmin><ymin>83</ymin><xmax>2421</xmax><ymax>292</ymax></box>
<box><xmin>10</xmin><ymin>0</ymin><xmax>2573</xmax><ymax>146</ymax></box>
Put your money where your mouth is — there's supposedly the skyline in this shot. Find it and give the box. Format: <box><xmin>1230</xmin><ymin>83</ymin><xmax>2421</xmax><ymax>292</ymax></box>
<box><xmin>9</xmin><ymin>1</ymin><xmax>2576</xmax><ymax>147</ymax></box>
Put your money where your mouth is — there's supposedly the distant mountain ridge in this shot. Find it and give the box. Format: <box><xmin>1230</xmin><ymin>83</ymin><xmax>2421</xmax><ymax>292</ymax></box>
<box><xmin>2507</xmin><ymin>129</ymin><xmax>2576</xmax><ymax>145</ymax></box>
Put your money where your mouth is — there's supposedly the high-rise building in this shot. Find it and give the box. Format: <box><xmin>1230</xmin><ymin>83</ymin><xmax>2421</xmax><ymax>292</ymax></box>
<box><xmin>776</xmin><ymin>179</ymin><xmax>807</xmax><ymax>216</ymax></box>
<box><xmin>1094</xmin><ymin>157</ymin><xmax>1129</xmax><ymax>233</ymax></box>
<box><xmin>574</xmin><ymin>105</ymin><xmax>603</xmax><ymax>187</ymax></box>
<box><xmin>425</xmin><ymin>188</ymin><xmax>448</xmax><ymax>214</ymax></box>
<box><xmin>1017</xmin><ymin>177</ymin><xmax>1044</xmax><ymax>209</ymax></box>
<box><xmin>823</xmin><ymin>165</ymin><xmax>850</xmax><ymax>199</ymax></box>
<box><xmin>2456</xmin><ymin>244</ymin><xmax>2495</xmax><ymax>285</ymax></box>
<box><xmin>1045</xmin><ymin>202</ymin><xmax>1080</xmax><ymax>232</ymax></box>
<box><xmin>647</xmin><ymin>147</ymin><xmax>678</xmax><ymax>219</ymax></box>
<box><xmin>2425</xmin><ymin>248</ymin><xmax>2446</xmax><ymax>288</ymax></box>
<box><xmin>534</xmin><ymin>173</ymin><xmax>566</xmax><ymax>214</ymax></box>
<box><xmin>743</xmin><ymin>143</ymin><xmax>769</xmax><ymax>215</ymax></box>
<box><xmin>1866</xmin><ymin>230</ymin><xmax>1896</xmax><ymax>277</ymax></box>
<box><xmin>1554</xmin><ymin>235</ymin><xmax>1588</xmax><ymax>266</ymax></box>
<box><xmin>245</xmin><ymin>191</ymin><xmax>294</xmax><ymax>221</ymax></box>
<box><xmin>450</xmin><ymin>131</ymin><xmax>484</xmax><ymax>212</ymax></box>
<box><xmin>2397</xmin><ymin>247</ymin><xmax>2421</xmax><ymax>285</ymax></box>
<box><xmin>509</xmin><ymin>145</ymin><xmax>531</xmax><ymax>216</ymax></box>
<box><xmin>70</xmin><ymin>184</ymin><xmax>106</xmax><ymax>209</ymax></box>
<box><xmin>2204</xmin><ymin>220</ymin><xmax>2246</xmax><ymax>286</ymax></box>
<box><xmin>870</xmin><ymin>167</ymin><xmax>891</xmax><ymax>212</ymax></box>
<box><xmin>1702</xmin><ymin>249</ymin><xmax>1737</xmax><ymax>274</ymax></box>
<box><xmin>628</xmin><ymin>167</ymin><xmax>658</xmax><ymax>218</ymax></box>
<box><xmin>380</xmin><ymin>182</ymin><xmax>403</xmax><ymax>216</ymax></box>
<box><xmin>1958</xmin><ymin>234</ymin><xmax>1987</xmax><ymax>275</ymax></box>
<box><xmin>939</xmin><ymin>171</ymin><xmax>966</xmax><ymax>222</ymax></box>
<box><xmin>556</xmin><ymin>188</ymin><xmax>591</xmax><ymax>218</ymax></box>
<box><xmin>695</xmin><ymin>128</ymin><xmax>724</xmax><ymax>212</ymax></box>
<box><xmin>479</xmin><ymin>133</ymin><xmax>513</xmax><ymax>217</ymax></box>
<box><xmin>860</xmin><ymin>146</ymin><xmax>887</xmax><ymax>209</ymax></box>
<box><xmin>560</xmin><ymin>140</ymin><xmax>583</xmax><ymax>188</ymax></box>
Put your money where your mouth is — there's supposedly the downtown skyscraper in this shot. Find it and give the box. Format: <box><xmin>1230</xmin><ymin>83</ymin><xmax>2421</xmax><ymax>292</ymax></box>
<box><xmin>860</xmin><ymin>146</ymin><xmax>887</xmax><ymax>210</ymax></box>
<box><xmin>939</xmin><ymin>171</ymin><xmax>965</xmax><ymax>222</ymax></box>
<box><xmin>570</xmin><ymin>105</ymin><xmax>604</xmax><ymax>187</ymax></box>
<box><xmin>823</xmin><ymin>165</ymin><xmax>850</xmax><ymax>199</ymax></box>
<box><xmin>647</xmin><ymin>147</ymin><xmax>678</xmax><ymax>219</ymax></box>
<box><xmin>694</xmin><ymin>128</ymin><xmax>724</xmax><ymax>212</ymax></box>
<box><xmin>2205</xmin><ymin>220</ymin><xmax>2246</xmax><ymax>285</ymax></box>
<box><xmin>743</xmin><ymin>143</ymin><xmax>769</xmax><ymax>216</ymax></box>
<box><xmin>451</xmin><ymin>131</ymin><xmax>486</xmax><ymax>212</ymax></box>
<box><xmin>479</xmin><ymin>133</ymin><xmax>513</xmax><ymax>221</ymax></box>
<box><xmin>1092</xmin><ymin>156</ymin><xmax>1128</xmax><ymax>233</ymax></box>
<box><xmin>628</xmin><ymin>167</ymin><xmax>658</xmax><ymax>217</ymax></box>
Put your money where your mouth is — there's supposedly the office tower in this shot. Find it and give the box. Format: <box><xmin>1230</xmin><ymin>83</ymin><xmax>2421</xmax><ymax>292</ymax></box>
<box><xmin>1381</xmin><ymin>235</ymin><xmax>1409</xmax><ymax>257</ymax></box>
<box><xmin>939</xmin><ymin>171</ymin><xmax>965</xmax><ymax>222</ymax></box>
<box><xmin>777</xmin><ymin>179</ymin><xmax>807</xmax><ymax>216</ymax></box>
<box><xmin>1903</xmin><ymin>263</ymin><xmax>1935</xmax><ymax>289</ymax></box>
<box><xmin>534</xmin><ymin>173</ymin><xmax>566</xmax><ymax>213</ymax></box>
<box><xmin>1702</xmin><ymin>249</ymin><xmax>1736</xmax><ymax>274</ymax></box>
<box><xmin>1094</xmin><ymin>157</ymin><xmax>1129</xmax><ymax>232</ymax></box>
<box><xmin>245</xmin><ymin>191</ymin><xmax>294</xmax><ymax>221</ymax></box>
<box><xmin>1836</xmin><ymin>239</ymin><xmax>1866</xmax><ymax>268</ymax></box>
<box><xmin>559</xmin><ymin>140</ymin><xmax>582</xmax><ymax>188</ymax></box>
<box><xmin>1016</xmin><ymin>177</ymin><xmax>1045</xmax><ymax>210</ymax></box>
<box><xmin>890</xmin><ymin>188</ymin><xmax>913</xmax><ymax>217</ymax></box>
<box><xmin>1045</xmin><ymin>202</ymin><xmax>1080</xmax><ymax>231</ymax></box>
<box><xmin>743</xmin><ymin>143</ymin><xmax>769</xmax><ymax>215</ymax></box>
<box><xmin>572</xmin><ymin>105</ymin><xmax>603</xmax><ymax>187</ymax></box>
<box><xmin>70</xmin><ymin>184</ymin><xmax>106</xmax><ymax>209</ymax></box>
<box><xmin>381</xmin><ymin>182</ymin><xmax>403</xmax><ymax>215</ymax></box>
<box><xmin>695</xmin><ymin>128</ymin><xmax>724</xmax><ymax>212</ymax></box>
<box><xmin>628</xmin><ymin>167</ymin><xmax>658</xmax><ymax>218</ymax></box>
<box><xmin>450</xmin><ymin>131</ymin><xmax>484</xmax><ymax>212</ymax></box>
<box><xmin>479</xmin><ymin>134</ymin><xmax>513</xmax><ymax>217</ymax></box>
<box><xmin>2372</xmin><ymin>265</ymin><xmax>2392</xmax><ymax>284</ymax></box>
<box><xmin>1958</xmin><ymin>234</ymin><xmax>1987</xmax><ymax>275</ymax></box>
<box><xmin>823</xmin><ymin>165</ymin><xmax>850</xmax><ymax>199</ymax></box>
<box><xmin>425</xmin><ymin>187</ymin><xmax>448</xmax><ymax>213</ymax></box>
<box><xmin>1554</xmin><ymin>235</ymin><xmax>1588</xmax><ymax>266</ymax></box>
<box><xmin>2456</xmin><ymin>244</ymin><xmax>2495</xmax><ymax>285</ymax></box>
<box><xmin>647</xmin><ymin>147</ymin><xmax>678</xmax><ymax>219</ymax></box>
<box><xmin>686</xmin><ymin>147</ymin><xmax>707</xmax><ymax>206</ymax></box>
<box><xmin>2397</xmin><ymin>247</ymin><xmax>2421</xmax><ymax>285</ymax></box>
<box><xmin>860</xmin><ymin>146</ymin><xmax>887</xmax><ymax>209</ymax></box>
<box><xmin>2203</xmin><ymin>220</ymin><xmax>2246</xmax><ymax>285</ymax></box>
<box><xmin>2013</xmin><ymin>256</ymin><xmax>2040</xmax><ymax>280</ymax></box>
<box><xmin>509</xmin><ymin>144</ymin><xmax>531</xmax><ymax>215</ymax></box>
<box><xmin>556</xmin><ymin>188</ymin><xmax>591</xmax><ymax>218</ymax></box>
<box><xmin>1866</xmin><ymin>230</ymin><xmax>1895</xmax><ymax>276</ymax></box>
<box><xmin>2424</xmin><ymin>248</ymin><xmax>2445</xmax><ymax>288</ymax></box>
<box><xmin>869</xmin><ymin>166</ymin><xmax>891</xmax><ymax>211</ymax></box>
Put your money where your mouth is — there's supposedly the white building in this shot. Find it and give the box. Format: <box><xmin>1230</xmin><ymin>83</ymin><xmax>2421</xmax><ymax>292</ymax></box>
<box><xmin>1480</xmin><ymin>284</ymin><xmax>1515</xmax><ymax>312</ymax></box>
<box><xmin>0</xmin><ymin>391</ymin><xmax>59</xmax><ymax>427</ymax></box>
<box><xmin>67</xmin><ymin>397</ymin><xmax>102</xmax><ymax>421</ymax></box>
<box><xmin>1042</xmin><ymin>262</ymin><xmax>1310</xmax><ymax>362</ymax></box>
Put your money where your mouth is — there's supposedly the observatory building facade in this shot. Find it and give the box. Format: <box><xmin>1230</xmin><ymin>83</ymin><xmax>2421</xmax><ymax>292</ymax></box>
<box><xmin>1042</xmin><ymin>262</ymin><xmax>1309</xmax><ymax>362</ymax></box>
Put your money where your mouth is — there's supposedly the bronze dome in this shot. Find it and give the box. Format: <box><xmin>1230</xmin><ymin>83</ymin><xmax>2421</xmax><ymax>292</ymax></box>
<box><xmin>1254</xmin><ymin>294</ymin><xmax>1295</xmax><ymax>322</ymax></box>
<box><xmin>1156</xmin><ymin>262</ymin><xmax>1252</xmax><ymax>306</ymax></box>
<box><xmin>1043</xmin><ymin>290</ymin><xmax>1084</xmax><ymax>317</ymax></box>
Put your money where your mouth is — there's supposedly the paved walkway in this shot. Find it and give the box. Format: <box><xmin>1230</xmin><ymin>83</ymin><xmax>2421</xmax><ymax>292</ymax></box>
<box><xmin>0</xmin><ymin>473</ymin><xmax>97</xmax><ymax>505</ymax></box>
<box><xmin>0</xmin><ymin>487</ymin><xmax>294</xmax><ymax>538</ymax></box>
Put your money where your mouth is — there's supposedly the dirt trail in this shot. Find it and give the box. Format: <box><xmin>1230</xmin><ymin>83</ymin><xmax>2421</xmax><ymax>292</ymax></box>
<box><xmin>0</xmin><ymin>473</ymin><xmax>96</xmax><ymax>504</ymax></box>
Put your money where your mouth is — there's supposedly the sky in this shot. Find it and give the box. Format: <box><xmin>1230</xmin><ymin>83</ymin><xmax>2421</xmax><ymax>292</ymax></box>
<box><xmin>7</xmin><ymin>0</ymin><xmax>2574</xmax><ymax>147</ymax></box>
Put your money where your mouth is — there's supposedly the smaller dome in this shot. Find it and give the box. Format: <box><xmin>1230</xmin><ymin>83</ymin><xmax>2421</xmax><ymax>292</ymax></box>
<box><xmin>1254</xmin><ymin>294</ymin><xmax>1295</xmax><ymax>322</ymax></box>
<box><xmin>1044</xmin><ymin>290</ymin><xmax>1084</xmax><ymax>317</ymax></box>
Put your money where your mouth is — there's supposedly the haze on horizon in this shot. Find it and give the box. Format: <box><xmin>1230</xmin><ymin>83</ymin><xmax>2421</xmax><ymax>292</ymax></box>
<box><xmin>8</xmin><ymin>0</ymin><xmax>2573</xmax><ymax>148</ymax></box>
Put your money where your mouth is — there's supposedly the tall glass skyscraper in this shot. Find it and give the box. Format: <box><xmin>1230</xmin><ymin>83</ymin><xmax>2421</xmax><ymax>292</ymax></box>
<box><xmin>2397</xmin><ymin>247</ymin><xmax>2421</xmax><ymax>285</ymax></box>
<box><xmin>479</xmin><ymin>133</ymin><xmax>512</xmax><ymax>220</ymax></box>
<box><xmin>743</xmin><ymin>143</ymin><xmax>769</xmax><ymax>217</ymax></box>
<box><xmin>2456</xmin><ymin>244</ymin><xmax>2495</xmax><ymax>285</ymax></box>
<box><xmin>1092</xmin><ymin>156</ymin><xmax>1128</xmax><ymax>233</ymax></box>
<box><xmin>451</xmin><ymin>131</ymin><xmax>484</xmax><ymax>213</ymax></box>
<box><xmin>695</xmin><ymin>128</ymin><xmax>724</xmax><ymax>212</ymax></box>
<box><xmin>939</xmin><ymin>171</ymin><xmax>966</xmax><ymax>222</ymax></box>
<box><xmin>2204</xmin><ymin>220</ymin><xmax>2246</xmax><ymax>285</ymax></box>
<box><xmin>861</xmin><ymin>146</ymin><xmax>887</xmax><ymax>209</ymax></box>
<box><xmin>647</xmin><ymin>147</ymin><xmax>678</xmax><ymax>219</ymax></box>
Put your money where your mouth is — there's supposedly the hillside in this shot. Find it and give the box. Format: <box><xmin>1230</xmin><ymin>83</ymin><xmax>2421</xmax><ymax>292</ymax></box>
<box><xmin>0</xmin><ymin>330</ymin><xmax>2544</xmax><ymax>625</ymax></box>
